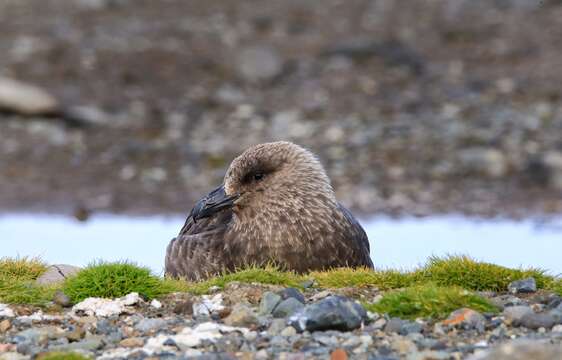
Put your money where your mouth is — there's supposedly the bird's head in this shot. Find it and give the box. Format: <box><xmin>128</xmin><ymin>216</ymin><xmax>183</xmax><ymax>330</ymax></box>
<box><xmin>190</xmin><ymin>141</ymin><xmax>336</xmax><ymax>222</ymax></box>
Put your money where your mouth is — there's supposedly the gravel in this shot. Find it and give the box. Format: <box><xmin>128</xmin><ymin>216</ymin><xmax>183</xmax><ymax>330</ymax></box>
<box><xmin>2</xmin><ymin>284</ymin><xmax>562</xmax><ymax>359</ymax></box>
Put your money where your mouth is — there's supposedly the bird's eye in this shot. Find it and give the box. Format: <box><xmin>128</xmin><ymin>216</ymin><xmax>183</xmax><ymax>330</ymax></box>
<box><xmin>253</xmin><ymin>173</ymin><xmax>264</xmax><ymax>181</ymax></box>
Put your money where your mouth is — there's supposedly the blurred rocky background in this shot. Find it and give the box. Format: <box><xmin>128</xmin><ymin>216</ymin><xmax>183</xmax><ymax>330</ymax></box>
<box><xmin>1</xmin><ymin>0</ymin><xmax>561</xmax><ymax>218</ymax></box>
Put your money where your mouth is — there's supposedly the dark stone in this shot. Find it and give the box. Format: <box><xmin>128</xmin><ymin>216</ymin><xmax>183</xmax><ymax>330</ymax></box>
<box><xmin>508</xmin><ymin>277</ymin><xmax>537</xmax><ymax>294</ymax></box>
<box><xmin>289</xmin><ymin>295</ymin><xmax>367</xmax><ymax>332</ymax></box>
<box><xmin>272</xmin><ymin>298</ymin><xmax>305</xmax><ymax>318</ymax></box>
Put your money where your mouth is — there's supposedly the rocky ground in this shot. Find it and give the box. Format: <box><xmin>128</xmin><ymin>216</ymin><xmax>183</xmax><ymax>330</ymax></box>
<box><xmin>1</xmin><ymin>279</ymin><xmax>562</xmax><ymax>360</ymax></box>
<box><xmin>1</xmin><ymin>0</ymin><xmax>562</xmax><ymax>218</ymax></box>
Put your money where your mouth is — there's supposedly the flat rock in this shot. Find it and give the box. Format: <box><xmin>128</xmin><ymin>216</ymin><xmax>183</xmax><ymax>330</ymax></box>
<box><xmin>36</xmin><ymin>265</ymin><xmax>81</xmax><ymax>285</ymax></box>
<box><xmin>72</xmin><ymin>292</ymin><xmax>141</xmax><ymax>317</ymax></box>
<box><xmin>0</xmin><ymin>77</ymin><xmax>59</xmax><ymax>115</ymax></box>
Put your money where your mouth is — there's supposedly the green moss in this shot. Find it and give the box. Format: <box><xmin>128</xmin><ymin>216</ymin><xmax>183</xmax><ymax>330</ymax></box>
<box><xmin>421</xmin><ymin>255</ymin><xmax>552</xmax><ymax>292</ymax></box>
<box><xmin>310</xmin><ymin>267</ymin><xmax>419</xmax><ymax>290</ymax></box>
<box><xmin>365</xmin><ymin>284</ymin><xmax>498</xmax><ymax>319</ymax></box>
<box><xmin>0</xmin><ymin>256</ymin><xmax>47</xmax><ymax>281</ymax></box>
<box><xmin>62</xmin><ymin>261</ymin><xmax>177</xmax><ymax>303</ymax></box>
<box><xmin>37</xmin><ymin>352</ymin><xmax>90</xmax><ymax>360</ymax></box>
<box><xmin>181</xmin><ymin>265</ymin><xmax>305</xmax><ymax>295</ymax></box>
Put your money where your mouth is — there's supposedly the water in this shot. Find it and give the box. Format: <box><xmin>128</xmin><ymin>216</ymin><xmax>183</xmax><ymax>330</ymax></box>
<box><xmin>1</xmin><ymin>213</ymin><xmax>561</xmax><ymax>275</ymax></box>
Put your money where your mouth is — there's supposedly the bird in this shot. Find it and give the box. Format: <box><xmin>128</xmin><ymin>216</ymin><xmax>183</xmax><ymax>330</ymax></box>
<box><xmin>165</xmin><ymin>141</ymin><xmax>373</xmax><ymax>280</ymax></box>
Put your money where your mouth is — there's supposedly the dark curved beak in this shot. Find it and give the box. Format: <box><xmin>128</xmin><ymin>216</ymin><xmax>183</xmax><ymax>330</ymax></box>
<box><xmin>190</xmin><ymin>185</ymin><xmax>239</xmax><ymax>222</ymax></box>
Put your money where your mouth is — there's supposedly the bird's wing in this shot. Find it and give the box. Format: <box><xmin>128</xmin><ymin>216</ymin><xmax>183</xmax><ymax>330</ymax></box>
<box><xmin>165</xmin><ymin>208</ymin><xmax>233</xmax><ymax>281</ymax></box>
<box><xmin>337</xmin><ymin>203</ymin><xmax>374</xmax><ymax>268</ymax></box>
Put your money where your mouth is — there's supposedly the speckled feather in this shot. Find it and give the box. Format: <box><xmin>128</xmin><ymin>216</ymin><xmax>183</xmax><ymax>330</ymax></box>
<box><xmin>165</xmin><ymin>141</ymin><xmax>373</xmax><ymax>281</ymax></box>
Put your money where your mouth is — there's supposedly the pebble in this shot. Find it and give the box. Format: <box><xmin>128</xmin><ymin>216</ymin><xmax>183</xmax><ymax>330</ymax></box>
<box><xmin>0</xmin><ymin>77</ymin><xmax>59</xmax><ymax>115</ymax></box>
<box><xmin>443</xmin><ymin>308</ymin><xmax>486</xmax><ymax>332</ymax></box>
<box><xmin>223</xmin><ymin>304</ymin><xmax>259</xmax><ymax>327</ymax></box>
<box><xmin>65</xmin><ymin>326</ymin><xmax>85</xmax><ymax>342</ymax></box>
<box><xmin>150</xmin><ymin>299</ymin><xmax>162</xmax><ymax>309</ymax></box>
<box><xmin>508</xmin><ymin>277</ymin><xmax>537</xmax><ymax>294</ymax></box>
<box><xmin>289</xmin><ymin>296</ymin><xmax>366</xmax><ymax>332</ymax></box>
<box><xmin>280</xmin><ymin>326</ymin><xmax>297</xmax><ymax>337</ymax></box>
<box><xmin>0</xmin><ymin>305</ymin><xmax>15</xmax><ymax>318</ymax></box>
<box><xmin>119</xmin><ymin>337</ymin><xmax>145</xmax><ymax>348</ymax></box>
<box><xmin>0</xmin><ymin>320</ymin><xmax>11</xmax><ymax>333</ymax></box>
<box><xmin>272</xmin><ymin>298</ymin><xmax>305</xmax><ymax>318</ymax></box>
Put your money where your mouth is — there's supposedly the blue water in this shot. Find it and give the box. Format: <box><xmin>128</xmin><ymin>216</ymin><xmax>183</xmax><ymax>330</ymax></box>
<box><xmin>1</xmin><ymin>214</ymin><xmax>561</xmax><ymax>275</ymax></box>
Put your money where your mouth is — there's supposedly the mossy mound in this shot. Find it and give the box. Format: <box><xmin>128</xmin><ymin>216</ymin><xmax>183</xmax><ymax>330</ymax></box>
<box><xmin>62</xmin><ymin>261</ymin><xmax>177</xmax><ymax>303</ymax></box>
<box><xmin>420</xmin><ymin>255</ymin><xmax>552</xmax><ymax>292</ymax></box>
<box><xmin>365</xmin><ymin>284</ymin><xmax>498</xmax><ymax>320</ymax></box>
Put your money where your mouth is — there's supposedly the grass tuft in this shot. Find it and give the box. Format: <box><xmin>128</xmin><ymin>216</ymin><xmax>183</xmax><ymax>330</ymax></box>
<box><xmin>181</xmin><ymin>265</ymin><xmax>305</xmax><ymax>295</ymax></box>
<box><xmin>62</xmin><ymin>261</ymin><xmax>177</xmax><ymax>303</ymax></box>
<box><xmin>365</xmin><ymin>283</ymin><xmax>498</xmax><ymax>319</ymax></box>
<box><xmin>0</xmin><ymin>256</ymin><xmax>53</xmax><ymax>305</ymax></box>
<box><xmin>0</xmin><ymin>256</ymin><xmax>47</xmax><ymax>281</ymax></box>
<box><xmin>421</xmin><ymin>255</ymin><xmax>552</xmax><ymax>292</ymax></box>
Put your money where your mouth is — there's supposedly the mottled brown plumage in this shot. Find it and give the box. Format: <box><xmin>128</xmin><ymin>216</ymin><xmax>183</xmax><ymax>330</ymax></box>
<box><xmin>165</xmin><ymin>141</ymin><xmax>373</xmax><ymax>280</ymax></box>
